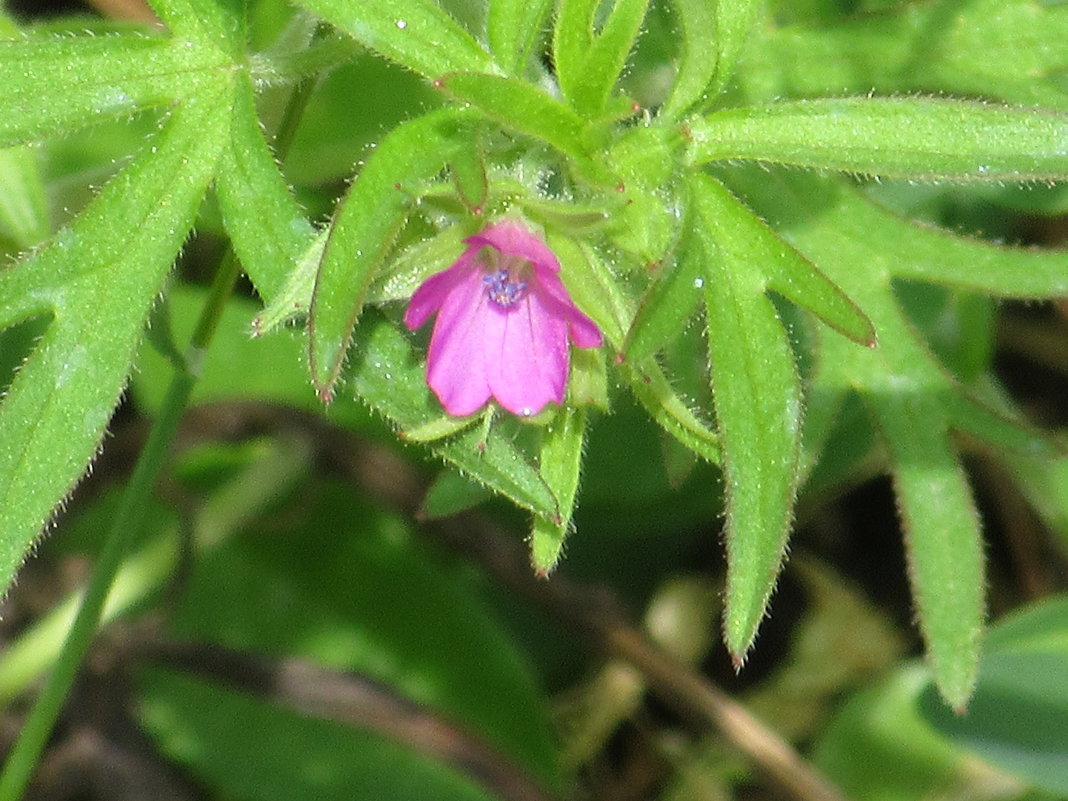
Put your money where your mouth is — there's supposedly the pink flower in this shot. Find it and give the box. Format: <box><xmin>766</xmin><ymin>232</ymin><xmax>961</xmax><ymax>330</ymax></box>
<box><xmin>404</xmin><ymin>221</ymin><xmax>603</xmax><ymax>417</ymax></box>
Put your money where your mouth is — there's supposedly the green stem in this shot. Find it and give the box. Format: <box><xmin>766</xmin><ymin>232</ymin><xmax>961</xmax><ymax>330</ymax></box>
<box><xmin>0</xmin><ymin>76</ymin><xmax>315</xmax><ymax>800</ymax></box>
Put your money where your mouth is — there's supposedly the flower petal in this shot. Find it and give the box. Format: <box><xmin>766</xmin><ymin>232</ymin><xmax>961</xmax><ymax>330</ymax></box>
<box><xmin>425</xmin><ymin>268</ymin><xmax>493</xmax><ymax>416</ymax></box>
<box><xmin>469</xmin><ymin>221</ymin><xmax>561</xmax><ymax>275</ymax></box>
<box><xmin>404</xmin><ymin>249</ymin><xmax>479</xmax><ymax>331</ymax></box>
<box><xmin>530</xmin><ymin>261</ymin><xmax>604</xmax><ymax>349</ymax></box>
<box><xmin>484</xmin><ymin>292</ymin><xmax>570</xmax><ymax>416</ymax></box>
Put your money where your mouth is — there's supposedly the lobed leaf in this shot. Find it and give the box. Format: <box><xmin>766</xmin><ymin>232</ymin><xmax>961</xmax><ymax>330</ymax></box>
<box><xmin>215</xmin><ymin>75</ymin><xmax>316</xmax><ymax>303</ymax></box>
<box><xmin>290</xmin><ymin>0</ymin><xmax>493</xmax><ymax>78</ymax></box>
<box><xmin>308</xmin><ymin>108</ymin><xmax>474</xmax><ymax>398</ymax></box>
<box><xmin>870</xmin><ymin>392</ymin><xmax>984</xmax><ymax>709</ymax></box>
<box><xmin>621</xmin><ymin>359</ymin><xmax>721</xmax><ymax>464</ymax></box>
<box><xmin>0</xmin><ymin>34</ymin><xmax>230</xmax><ymax>148</ymax></box>
<box><xmin>690</xmin><ymin>172</ymin><xmax>803</xmax><ymax>661</ymax></box>
<box><xmin>0</xmin><ymin>87</ymin><xmax>231</xmax><ymax>595</ymax></box>
<box><xmin>695</xmin><ymin>174</ymin><xmax>875</xmax><ymax>345</ymax></box>
<box><xmin>689</xmin><ymin>97</ymin><xmax>1068</xmax><ymax>181</ymax></box>
<box><xmin>147</xmin><ymin>0</ymin><xmax>246</xmax><ymax>56</ymax></box>
<box><xmin>726</xmin><ymin>168</ymin><xmax>1065</xmax><ymax>704</ymax></box>
<box><xmin>623</xmin><ymin>253</ymin><xmax>703</xmax><ymax>363</ymax></box>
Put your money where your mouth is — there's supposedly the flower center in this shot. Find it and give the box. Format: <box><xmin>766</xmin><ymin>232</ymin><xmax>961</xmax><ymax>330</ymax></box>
<box><xmin>481</xmin><ymin>253</ymin><xmax>530</xmax><ymax>307</ymax></box>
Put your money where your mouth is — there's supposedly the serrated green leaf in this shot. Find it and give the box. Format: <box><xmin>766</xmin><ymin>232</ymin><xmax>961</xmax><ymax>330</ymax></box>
<box><xmin>689</xmin><ymin>97</ymin><xmax>1068</xmax><ymax>181</ymax></box>
<box><xmin>661</xmin><ymin>0</ymin><xmax>718</xmax><ymax>118</ymax></box>
<box><xmin>291</xmin><ymin>0</ymin><xmax>493</xmax><ymax>78</ymax></box>
<box><xmin>215</xmin><ymin>76</ymin><xmax>315</xmax><ymax>303</ymax></box>
<box><xmin>348</xmin><ymin>312</ymin><xmax>558</xmax><ymax>518</ymax></box>
<box><xmin>308</xmin><ymin>108</ymin><xmax>474</xmax><ymax>398</ymax></box>
<box><xmin>531</xmin><ymin>406</ymin><xmax>587</xmax><ymax>574</ymax></box>
<box><xmin>554</xmin><ymin>0</ymin><xmax>649</xmax><ymax>114</ymax></box>
<box><xmin>0</xmin><ymin>34</ymin><xmax>230</xmax><ymax>147</ymax></box>
<box><xmin>694</xmin><ymin>174</ymin><xmax>875</xmax><ymax>345</ymax></box>
<box><xmin>690</xmin><ymin>172</ymin><xmax>802</xmax><ymax>660</ymax></box>
<box><xmin>487</xmin><ymin>0</ymin><xmax>553</xmax><ymax>76</ymax></box>
<box><xmin>0</xmin><ymin>88</ymin><xmax>230</xmax><ymax>595</ymax></box>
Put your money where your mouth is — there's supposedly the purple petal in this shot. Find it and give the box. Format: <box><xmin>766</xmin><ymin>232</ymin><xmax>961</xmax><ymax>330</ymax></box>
<box><xmin>404</xmin><ymin>248</ymin><xmax>479</xmax><ymax>331</ymax></box>
<box><xmin>530</xmin><ymin>261</ymin><xmax>604</xmax><ymax>349</ymax></box>
<box><xmin>424</xmin><ymin>268</ymin><xmax>493</xmax><ymax>416</ymax></box>
<box><xmin>483</xmin><ymin>292</ymin><xmax>570</xmax><ymax>416</ymax></box>
<box><xmin>468</xmin><ymin>221</ymin><xmax>561</xmax><ymax>275</ymax></box>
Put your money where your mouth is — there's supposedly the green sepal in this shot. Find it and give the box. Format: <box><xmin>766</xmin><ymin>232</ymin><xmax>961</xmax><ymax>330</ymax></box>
<box><xmin>531</xmin><ymin>406</ymin><xmax>588</xmax><ymax>575</ymax></box>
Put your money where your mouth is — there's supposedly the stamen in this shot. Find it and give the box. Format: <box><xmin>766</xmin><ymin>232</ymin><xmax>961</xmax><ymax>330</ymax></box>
<box><xmin>483</xmin><ymin>267</ymin><xmax>528</xmax><ymax>307</ymax></box>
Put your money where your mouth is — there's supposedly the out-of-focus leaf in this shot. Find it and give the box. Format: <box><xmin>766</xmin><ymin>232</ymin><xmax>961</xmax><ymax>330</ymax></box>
<box><xmin>920</xmin><ymin>595</ymin><xmax>1068</xmax><ymax>794</ymax></box>
<box><xmin>815</xmin><ymin>666</ymin><xmax>1010</xmax><ymax>801</ymax></box>
<box><xmin>745</xmin><ymin>0</ymin><xmax>1068</xmax><ymax>110</ymax></box>
<box><xmin>308</xmin><ymin>108</ymin><xmax>474</xmax><ymax>398</ymax></box>
<box><xmin>290</xmin><ymin>0</ymin><xmax>493</xmax><ymax>78</ymax></box>
<box><xmin>689</xmin><ymin>97</ymin><xmax>1068</xmax><ymax>181</ymax></box>
<box><xmin>0</xmin><ymin>34</ymin><xmax>230</xmax><ymax>147</ymax></box>
<box><xmin>163</xmin><ymin>480</ymin><xmax>559</xmax><ymax>783</ymax></box>
<box><xmin>0</xmin><ymin>88</ymin><xmax>230</xmax><ymax>596</ymax></box>
<box><xmin>140</xmin><ymin>670</ymin><xmax>506</xmax><ymax>801</ymax></box>
<box><xmin>531</xmin><ymin>407</ymin><xmax>587</xmax><ymax>574</ymax></box>
<box><xmin>215</xmin><ymin>76</ymin><xmax>315</xmax><ymax>303</ymax></box>
<box><xmin>690</xmin><ymin>173</ymin><xmax>803</xmax><ymax>660</ymax></box>
<box><xmin>487</xmin><ymin>0</ymin><xmax>553</xmax><ymax>76</ymax></box>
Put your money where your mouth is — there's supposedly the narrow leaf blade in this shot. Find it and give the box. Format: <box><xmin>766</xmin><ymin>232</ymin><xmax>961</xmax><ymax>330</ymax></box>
<box><xmin>691</xmin><ymin>173</ymin><xmax>803</xmax><ymax>659</ymax></box>
<box><xmin>308</xmin><ymin>108</ymin><xmax>472</xmax><ymax>398</ymax></box>
<box><xmin>689</xmin><ymin>97</ymin><xmax>1068</xmax><ymax>181</ymax></box>
<box><xmin>291</xmin><ymin>0</ymin><xmax>493</xmax><ymax>78</ymax></box>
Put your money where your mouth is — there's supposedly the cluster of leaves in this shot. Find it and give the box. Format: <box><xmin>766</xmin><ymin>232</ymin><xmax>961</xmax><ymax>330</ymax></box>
<box><xmin>2</xmin><ymin>0</ymin><xmax>1068</xmax><ymax>753</ymax></box>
